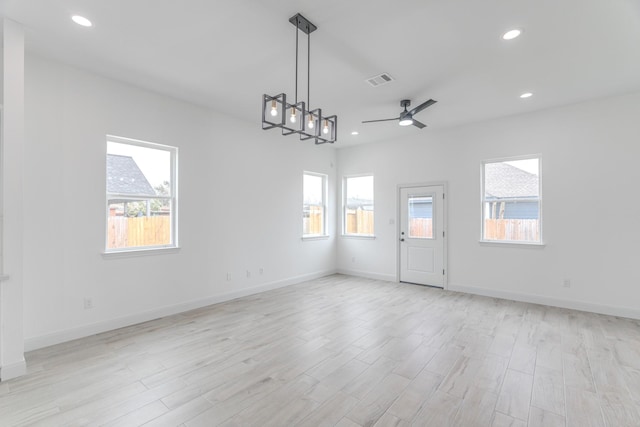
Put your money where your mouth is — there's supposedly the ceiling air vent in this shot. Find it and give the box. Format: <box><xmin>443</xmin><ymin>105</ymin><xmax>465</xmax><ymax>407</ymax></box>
<box><xmin>365</xmin><ymin>72</ymin><xmax>394</xmax><ymax>87</ymax></box>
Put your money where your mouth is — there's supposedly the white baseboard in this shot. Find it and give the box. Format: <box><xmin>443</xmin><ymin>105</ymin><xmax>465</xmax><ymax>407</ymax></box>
<box><xmin>24</xmin><ymin>269</ymin><xmax>335</xmax><ymax>352</ymax></box>
<box><xmin>336</xmin><ymin>268</ymin><xmax>396</xmax><ymax>282</ymax></box>
<box><xmin>448</xmin><ymin>283</ymin><xmax>640</xmax><ymax>320</ymax></box>
<box><xmin>27</xmin><ymin>271</ymin><xmax>637</xmax><ymax>353</ymax></box>
<box><xmin>0</xmin><ymin>358</ymin><xmax>26</xmax><ymax>381</ymax></box>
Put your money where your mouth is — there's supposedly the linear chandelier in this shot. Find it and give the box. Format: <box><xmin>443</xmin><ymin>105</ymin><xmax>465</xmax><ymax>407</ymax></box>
<box><xmin>262</xmin><ymin>13</ymin><xmax>337</xmax><ymax>144</ymax></box>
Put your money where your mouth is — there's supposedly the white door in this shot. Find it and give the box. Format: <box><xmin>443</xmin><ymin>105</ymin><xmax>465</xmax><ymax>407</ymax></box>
<box><xmin>399</xmin><ymin>185</ymin><xmax>445</xmax><ymax>287</ymax></box>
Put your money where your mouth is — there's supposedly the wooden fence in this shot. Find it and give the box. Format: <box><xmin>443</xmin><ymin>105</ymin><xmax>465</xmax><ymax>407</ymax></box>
<box><xmin>346</xmin><ymin>208</ymin><xmax>374</xmax><ymax>235</ymax></box>
<box><xmin>304</xmin><ymin>206</ymin><xmax>324</xmax><ymax>235</ymax></box>
<box><xmin>107</xmin><ymin>216</ymin><xmax>171</xmax><ymax>249</ymax></box>
<box><xmin>409</xmin><ymin>218</ymin><xmax>433</xmax><ymax>238</ymax></box>
<box><xmin>405</xmin><ymin>218</ymin><xmax>539</xmax><ymax>241</ymax></box>
<box><xmin>338</xmin><ymin>215</ymin><xmax>537</xmax><ymax>241</ymax></box>
<box><xmin>110</xmin><ymin>214</ymin><xmax>537</xmax><ymax>246</ymax></box>
<box><xmin>484</xmin><ymin>219</ymin><xmax>539</xmax><ymax>241</ymax></box>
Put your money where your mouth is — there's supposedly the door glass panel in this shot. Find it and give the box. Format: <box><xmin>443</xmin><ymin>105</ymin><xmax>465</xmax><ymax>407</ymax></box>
<box><xmin>408</xmin><ymin>195</ymin><xmax>433</xmax><ymax>239</ymax></box>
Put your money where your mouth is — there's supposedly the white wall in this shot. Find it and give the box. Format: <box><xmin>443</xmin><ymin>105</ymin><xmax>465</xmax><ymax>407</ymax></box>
<box><xmin>18</xmin><ymin>51</ymin><xmax>640</xmax><ymax>354</ymax></box>
<box><xmin>1</xmin><ymin>18</ymin><xmax>26</xmax><ymax>380</ymax></box>
<box><xmin>22</xmin><ymin>55</ymin><xmax>337</xmax><ymax>350</ymax></box>
<box><xmin>337</xmin><ymin>91</ymin><xmax>640</xmax><ymax>319</ymax></box>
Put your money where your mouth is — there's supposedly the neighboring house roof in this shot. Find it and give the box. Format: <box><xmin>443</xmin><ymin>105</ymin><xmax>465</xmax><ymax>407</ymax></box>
<box><xmin>346</xmin><ymin>197</ymin><xmax>374</xmax><ymax>210</ymax></box>
<box><xmin>485</xmin><ymin>162</ymin><xmax>538</xmax><ymax>199</ymax></box>
<box><xmin>107</xmin><ymin>154</ymin><xmax>156</xmax><ymax>196</ymax></box>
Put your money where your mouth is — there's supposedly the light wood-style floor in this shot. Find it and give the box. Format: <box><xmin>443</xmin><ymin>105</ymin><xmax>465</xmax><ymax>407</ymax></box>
<box><xmin>1</xmin><ymin>275</ymin><xmax>640</xmax><ymax>426</ymax></box>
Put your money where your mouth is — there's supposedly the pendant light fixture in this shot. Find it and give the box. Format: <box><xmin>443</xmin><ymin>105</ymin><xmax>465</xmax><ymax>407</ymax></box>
<box><xmin>262</xmin><ymin>13</ymin><xmax>337</xmax><ymax>144</ymax></box>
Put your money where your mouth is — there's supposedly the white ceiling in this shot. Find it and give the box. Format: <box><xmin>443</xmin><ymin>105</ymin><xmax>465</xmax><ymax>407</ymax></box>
<box><xmin>2</xmin><ymin>0</ymin><xmax>640</xmax><ymax>147</ymax></box>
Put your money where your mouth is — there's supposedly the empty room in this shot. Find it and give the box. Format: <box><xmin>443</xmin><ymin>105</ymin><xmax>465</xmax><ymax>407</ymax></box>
<box><xmin>1</xmin><ymin>0</ymin><xmax>639</xmax><ymax>426</ymax></box>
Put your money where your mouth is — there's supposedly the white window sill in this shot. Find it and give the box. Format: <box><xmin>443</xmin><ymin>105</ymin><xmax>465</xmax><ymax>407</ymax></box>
<box><xmin>341</xmin><ymin>234</ymin><xmax>376</xmax><ymax>240</ymax></box>
<box><xmin>102</xmin><ymin>246</ymin><xmax>181</xmax><ymax>259</ymax></box>
<box><xmin>479</xmin><ymin>240</ymin><xmax>545</xmax><ymax>248</ymax></box>
<box><xmin>302</xmin><ymin>235</ymin><xmax>330</xmax><ymax>241</ymax></box>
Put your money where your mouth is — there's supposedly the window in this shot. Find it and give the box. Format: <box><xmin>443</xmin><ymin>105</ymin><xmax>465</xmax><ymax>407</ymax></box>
<box><xmin>343</xmin><ymin>175</ymin><xmax>374</xmax><ymax>236</ymax></box>
<box><xmin>408</xmin><ymin>195</ymin><xmax>433</xmax><ymax>239</ymax></box>
<box><xmin>482</xmin><ymin>156</ymin><xmax>541</xmax><ymax>243</ymax></box>
<box><xmin>303</xmin><ymin>172</ymin><xmax>328</xmax><ymax>237</ymax></box>
<box><xmin>106</xmin><ymin>135</ymin><xmax>178</xmax><ymax>251</ymax></box>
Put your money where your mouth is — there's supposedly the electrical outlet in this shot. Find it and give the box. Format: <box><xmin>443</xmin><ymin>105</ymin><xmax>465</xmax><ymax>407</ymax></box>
<box><xmin>563</xmin><ymin>279</ymin><xmax>571</xmax><ymax>288</ymax></box>
<box><xmin>226</xmin><ymin>273</ymin><xmax>231</xmax><ymax>281</ymax></box>
<box><xmin>246</xmin><ymin>270</ymin><xmax>251</xmax><ymax>278</ymax></box>
<box><xmin>83</xmin><ymin>297</ymin><xmax>93</xmax><ymax>309</ymax></box>
<box><xmin>351</xmin><ymin>256</ymin><xmax>356</xmax><ymax>263</ymax></box>
<box><xmin>259</xmin><ymin>268</ymin><xmax>264</xmax><ymax>275</ymax></box>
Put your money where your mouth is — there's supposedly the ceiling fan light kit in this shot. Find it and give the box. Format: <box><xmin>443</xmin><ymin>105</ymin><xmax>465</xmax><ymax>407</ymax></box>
<box><xmin>362</xmin><ymin>98</ymin><xmax>437</xmax><ymax>130</ymax></box>
<box><xmin>262</xmin><ymin>13</ymin><xmax>337</xmax><ymax>144</ymax></box>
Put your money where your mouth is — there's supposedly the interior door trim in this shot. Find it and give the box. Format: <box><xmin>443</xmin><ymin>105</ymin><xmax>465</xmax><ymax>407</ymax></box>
<box><xmin>396</xmin><ymin>181</ymin><xmax>448</xmax><ymax>290</ymax></box>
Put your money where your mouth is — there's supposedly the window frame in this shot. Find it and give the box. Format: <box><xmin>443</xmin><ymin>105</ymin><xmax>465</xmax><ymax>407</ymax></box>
<box><xmin>480</xmin><ymin>154</ymin><xmax>542</xmax><ymax>245</ymax></box>
<box><xmin>302</xmin><ymin>171</ymin><xmax>328</xmax><ymax>238</ymax></box>
<box><xmin>342</xmin><ymin>173</ymin><xmax>375</xmax><ymax>238</ymax></box>
<box><xmin>104</xmin><ymin>135</ymin><xmax>179</xmax><ymax>254</ymax></box>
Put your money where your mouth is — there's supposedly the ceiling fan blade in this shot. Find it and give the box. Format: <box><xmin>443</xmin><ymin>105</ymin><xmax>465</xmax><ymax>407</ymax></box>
<box><xmin>361</xmin><ymin>118</ymin><xmax>398</xmax><ymax>124</ymax></box>
<box><xmin>412</xmin><ymin>119</ymin><xmax>427</xmax><ymax>129</ymax></box>
<box><xmin>408</xmin><ymin>99</ymin><xmax>437</xmax><ymax>116</ymax></box>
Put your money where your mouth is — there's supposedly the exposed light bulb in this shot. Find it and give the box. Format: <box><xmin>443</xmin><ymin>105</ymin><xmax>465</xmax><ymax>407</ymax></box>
<box><xmin>308</xmin><ymin>115</ymin><xmax>314</xmax><ymax>129</ymax></box>
<box><xmin>322</xmin><ymin>120</ymin><xmax>329</xmax><ymax>134</ymax></box>
<box><xmin>290</xmin><ymin>108</ymin><xmax>297</xmax><ymax>123</ymax></box>
<box><xmin>270</xmin><ymin>100</ymin><xmax>278</xmax><ymax>117</ymax></box>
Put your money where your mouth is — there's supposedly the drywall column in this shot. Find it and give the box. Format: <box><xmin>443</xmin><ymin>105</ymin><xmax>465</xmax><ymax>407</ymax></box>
<box><xmin>0</xmin><ymin>18</ymin><xmax>26</xmax><ymax>381</ymax></box>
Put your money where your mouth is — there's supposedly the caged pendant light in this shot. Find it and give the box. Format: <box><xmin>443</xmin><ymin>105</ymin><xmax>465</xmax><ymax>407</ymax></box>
<box><xmin>261</xmin><ymin>13</ymin><xmax>337</xmax><ymax>144</ymax></box>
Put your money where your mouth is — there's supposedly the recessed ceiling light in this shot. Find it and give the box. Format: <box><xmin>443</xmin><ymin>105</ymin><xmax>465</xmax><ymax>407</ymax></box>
<box><xmin>351</xmin><ymin>131</ymin><xmax>359</xmax><ymax>135</ymax></box>
<box><xmin>502</xmin><ymin>29</ymin><xmax>521</xmax><ymax>40</ymax></box>
<box><xmin>520</xmin><ymin>92</ymin><xmax>533</xmax><ymax>99</ymax></box>
<box><xmin>72</xmin><ymin>15</ymin><xmax>93</xmax><ymax>27</ymax></box>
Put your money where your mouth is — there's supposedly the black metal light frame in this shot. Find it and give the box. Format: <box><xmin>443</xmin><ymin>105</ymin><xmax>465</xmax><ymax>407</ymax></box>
<box><xmin>261</xmin><ymin>13</ymin><xmax>337</xmax><ymax>144</ymax></box>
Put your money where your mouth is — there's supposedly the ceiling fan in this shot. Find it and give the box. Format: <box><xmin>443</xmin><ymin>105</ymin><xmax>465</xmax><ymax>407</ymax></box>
<box><xmin>362</xmin><ymin>99</ymin><xmax>437</xmax><ymax>129</ymax></box>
